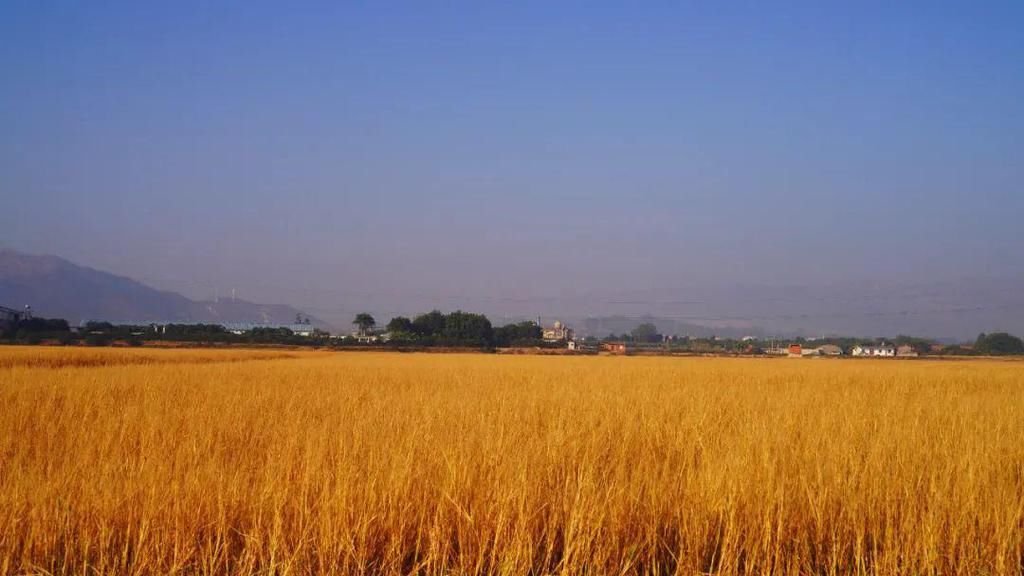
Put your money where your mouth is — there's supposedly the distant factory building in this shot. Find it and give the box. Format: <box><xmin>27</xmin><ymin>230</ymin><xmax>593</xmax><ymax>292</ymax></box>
<box><xmin>0</xmin><ymin>305</ymin><xmax>31</xmax><ymax>330</ymax></box>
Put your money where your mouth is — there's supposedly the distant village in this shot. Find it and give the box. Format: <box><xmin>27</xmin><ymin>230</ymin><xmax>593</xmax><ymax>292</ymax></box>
<box><xmin>4</xmin><ymin>302</ymin><xmax>1023</xmax><ymax>356</ymax></box>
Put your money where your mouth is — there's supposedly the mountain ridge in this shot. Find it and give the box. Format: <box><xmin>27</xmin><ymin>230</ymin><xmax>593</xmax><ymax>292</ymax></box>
<box><xmin>0</xmin><ymin>249</ymin><xmax>325</xmax><ymax>327</ymax></box>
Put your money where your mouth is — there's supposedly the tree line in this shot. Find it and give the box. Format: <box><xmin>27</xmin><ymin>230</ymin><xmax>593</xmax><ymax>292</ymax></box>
<box><xmin>354</xmin><ymin>311</ymin><xmax>546</xmax><ymax>348</ymax></box>
<box><xmin>0</xmin><ymin>320</ymin><xmax>332</xmax><ymax>347</ymax></box>
<box><xmin>4</xmin><ymin>311</ymin><xmax>1024</xmax><ymax>356</ymax></box>
<box><xmin>0</xmin><ymin>311</ymin><xmax>553</xmax><ymax>349</ymax></box>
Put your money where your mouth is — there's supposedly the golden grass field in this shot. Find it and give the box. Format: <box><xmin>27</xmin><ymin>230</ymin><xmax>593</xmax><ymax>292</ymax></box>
<box><xmin>0</xmin><ymin>347</ymin><xmax>1022</xmax><ymax>575</ymax></box>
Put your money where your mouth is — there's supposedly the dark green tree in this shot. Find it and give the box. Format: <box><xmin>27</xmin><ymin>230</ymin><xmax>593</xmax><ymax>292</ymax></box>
<box><xmin>10</xmin><ymin>317</ymin><xmax>71</xmax><ymax>339</ymax></box>
<box><xmin>84</xmin><ymin>321</ymin><xmax>115</xmax><ymax>332</ymax></box>
<box><xmin>386</xmin><ymin>316</ymin><xmax>414</xmax><ymax>336</ymax></box>
<box><xmin>631</xmin><ymin>323</ymin><xmax>661</xmax><ymax>343</ymax></box>
<box><xmin>493</xmin><ymin>321</ymin><xmax>542</xmax><ymax>346</ymax></box>
<box><xmin>353</xmin><ymin>313</ymin><xmax>376</xmax><ymax>336</ymax></box>
<box><xmin>975</xmin><ymin>332</ymin><xmax>1024</xmax><ymax>355</ymax></box>
<box><xmin>442</xmin><ymin>311</ymin><xmax>493</xmax><ymax>345</ymax></box>
<box><xmin>412</xmin><ymin>310</ymin><xmax>446</xmax><ymax>337</ymax></box>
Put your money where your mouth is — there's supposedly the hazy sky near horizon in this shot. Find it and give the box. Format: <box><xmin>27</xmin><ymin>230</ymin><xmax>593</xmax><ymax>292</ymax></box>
<box><xmin>2</xmin><ymin>1</ymin><xmax>1023</xmax><ymax>327</ymax></box>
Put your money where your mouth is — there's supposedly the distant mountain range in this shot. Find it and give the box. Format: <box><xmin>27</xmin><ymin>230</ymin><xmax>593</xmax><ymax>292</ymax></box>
<box><xmin>0</xmin><ymin>250</ymin><xmax>324</xmax><ymax>327</ymax></box>
<box><xmin>576</xmin><ymin>315</ymin><xmax>758</xmax><ymax>339</ymax></box>
<box><xmin>3</xmin><ymin>249</ymin><xmax>1020</xmax><ymax>340</ymax></box>
<box><xmin>570</xmin><ymin>278</ymin><xmax>1024</xmax><ymax>341</ymax></box>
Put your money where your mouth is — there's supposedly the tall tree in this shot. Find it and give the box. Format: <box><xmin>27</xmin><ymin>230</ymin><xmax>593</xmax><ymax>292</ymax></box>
<box><xmin>353</xmin><ymin>313</ymin><xmax>376</xmax><ymax>336</ymax></box>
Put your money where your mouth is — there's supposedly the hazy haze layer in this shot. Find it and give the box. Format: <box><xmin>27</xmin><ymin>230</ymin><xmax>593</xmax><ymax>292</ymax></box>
<box><xmin>2</xmin><ymin>1</ymin><xmax>1022</xmax><ymax>337</ymax></box>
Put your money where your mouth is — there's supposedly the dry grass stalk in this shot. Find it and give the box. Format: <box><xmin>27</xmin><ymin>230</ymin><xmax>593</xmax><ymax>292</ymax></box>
<box><xmin>0</xmin><ymin>348</ymin><xmax>1021</xmax><ymax>574</ymax></box>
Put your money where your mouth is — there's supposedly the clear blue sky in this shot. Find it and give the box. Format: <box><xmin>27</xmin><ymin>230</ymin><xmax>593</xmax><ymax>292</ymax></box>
<box><xmin>2</xmin><ymin>1</ymin><xmax>1022</xmax><ymax>334</ymax></box>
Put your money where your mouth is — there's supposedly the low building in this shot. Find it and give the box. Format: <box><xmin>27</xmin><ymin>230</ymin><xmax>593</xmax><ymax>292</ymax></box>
<box><xmin>602</xmin><ymin>342</ymin><xmax>627</xmax><ymax>354</ymax></box>
<box><xmin>222</xmin><ymin>322</ymin><xmax>320</xmax><ymax>337</ymax></box>
<box><xmin>788</xmin><ymin>344</ymin><xmax>803</xmax><ymax>358</ymax></box>
<box><xmin>817</xmin><ymin>344</ymin><xmax>843</xmax><ymax>356</ymax></box>
<box><xmin>568</xmin><ymin>340</ymin><xmax>598</xmax><ymax>352</ymax></box>
<box><xmin>896</xmin><ymin>345</ymin><xmax>919</xmax><ymax>357</ymax></box>
<box><xmin>851</xmin><ymin>343</ymin><xmax>896</xmax><ymax>357</ymax></box>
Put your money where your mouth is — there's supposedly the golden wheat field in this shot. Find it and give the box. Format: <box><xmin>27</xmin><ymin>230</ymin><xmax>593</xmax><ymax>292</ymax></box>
<box><xmin>0</xmin><ymin>347</ymin><xmax>1022</xmax><ymax>575</ymax></box>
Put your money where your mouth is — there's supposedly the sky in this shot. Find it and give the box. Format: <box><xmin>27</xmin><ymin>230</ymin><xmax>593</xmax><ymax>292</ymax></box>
<box><xmin>2</xmin><ymin>1</ymin><xmax>1023</xmax><ymax>336</ymax></box>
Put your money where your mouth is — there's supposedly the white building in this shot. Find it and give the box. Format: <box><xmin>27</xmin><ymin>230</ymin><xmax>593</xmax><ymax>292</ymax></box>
<box><xmin>222</xmin><ymin>322</ymin><xmax>319</xmax><ymax>337</ymax></box>
<box><xmin>851</xmin><ymin>343</ymin><xmax>896</xmax><ymax>357</ymax></box>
